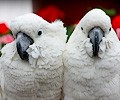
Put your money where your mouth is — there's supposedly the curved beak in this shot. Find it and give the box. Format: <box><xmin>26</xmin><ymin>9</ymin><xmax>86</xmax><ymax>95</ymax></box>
<box><xmin>16</xmin><ymin>32</ymin><xmax>34</xmax><ymax>60</ymax></box>
<box><xmin>88</xmin><ymin>27</ymin><xmax>104</xmax><ymax>56</ymax></box>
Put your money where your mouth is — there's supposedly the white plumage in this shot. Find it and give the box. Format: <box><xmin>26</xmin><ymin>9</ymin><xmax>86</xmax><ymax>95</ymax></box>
<box><xmin>63</xmin><ymin>9</ymin><xmax>120</xmax><ymax>100</ymax></box>
<box><xmin>0</xmin><ymin>13</ymin><xmax>67</xmax><ymax>100</ymax></box>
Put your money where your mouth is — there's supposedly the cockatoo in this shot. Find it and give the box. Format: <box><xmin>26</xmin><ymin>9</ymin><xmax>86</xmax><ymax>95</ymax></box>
<box><xmin>0</xmin><ymin>13</ymin><xmax>67</xmax><ymax>100</ymax></box>
<box><xmin>63</xmin><ymin>8</ymin><xmax>120</xmax><ymax>100</ymax></box>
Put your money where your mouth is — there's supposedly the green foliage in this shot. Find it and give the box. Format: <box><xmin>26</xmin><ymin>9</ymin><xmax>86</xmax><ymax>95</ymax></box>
<box><xmin>101</xmin><ymin>8</ymin><xmax>116</xmax><ymax>16</ymax></box>
<box><xmin>66</xmin><ymin>25</ymin><xmax>75</xmax><ymax>42</ymax></box>
<box><xmin>0</xmin><ymin>44</ymin><xmax>6</xmax><ymax>57</ymax></box>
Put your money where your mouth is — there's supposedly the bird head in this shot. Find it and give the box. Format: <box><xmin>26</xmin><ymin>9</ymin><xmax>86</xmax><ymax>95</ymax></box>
<box><xmin>10</xmin><ymin>13</ymin><xmax>66</xmax><ymax>60</ymax></box>
<box><xmin>75</xmin><ymin>9</ymin><xmax>113</xmax><ymax>58</ymax></box>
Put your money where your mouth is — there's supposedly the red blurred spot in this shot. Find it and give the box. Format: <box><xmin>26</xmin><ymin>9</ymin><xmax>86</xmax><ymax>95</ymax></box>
<box><xmin>116</xmin><ymin>28</ymin><xmax>120</xmax><ymax>40</ymax></box>
<box><xmin>0</xmin><ymin>23</ymin><xmax>10</xmax><ymax>34</ymax></box>
<box><xmin>112</xmin><ymin>15</ymin><xmax>120</xmax><ymax>31</ymax></box>
<box><xmin>0</xmin><ymin>34</ymin><xmax>14</xmax><ymax>44</ymax></box>
<box><xmin>37</xmin><ymin>5</ymin><xmax>65</xmax><ymax>22</ymax></box>
<box><xmin>74</xmin><ymin>20</ymin><xmax>80</xmax><ymax>25</ymax></box>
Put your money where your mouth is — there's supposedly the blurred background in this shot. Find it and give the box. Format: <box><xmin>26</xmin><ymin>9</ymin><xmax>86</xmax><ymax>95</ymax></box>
<box><xmin>0</xmin><ymin>0</ymin><xmax>120</xmax><ymax>53</ymax></box>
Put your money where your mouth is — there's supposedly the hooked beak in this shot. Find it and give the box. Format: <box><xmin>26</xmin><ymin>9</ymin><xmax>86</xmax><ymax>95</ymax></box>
<box><xmin>88</xmin><ymin>26</ymin><xmax>104</xmax><ymax>56</ymax></box>
<box><xmin>16</xmin><ymin>32</ymin><xmax>34</xmax><ymax>60</ymax></box>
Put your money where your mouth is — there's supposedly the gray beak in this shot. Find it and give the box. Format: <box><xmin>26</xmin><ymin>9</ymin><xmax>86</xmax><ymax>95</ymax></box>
<box><xmin>16</xmin><ymin>32</ymin><xmax>34</xmax><ymax>60</ymax></box>
<box><xmin>88</xmin><ymin>26</ymin><xmax>104</xmax><ymax>56</ymax></box>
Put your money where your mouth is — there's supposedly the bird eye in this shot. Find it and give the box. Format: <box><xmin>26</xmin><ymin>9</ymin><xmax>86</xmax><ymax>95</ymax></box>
<box><xmin>109</xmin><ymin>27</ymin><xmax>111</xmax><ymax>31</ymax></box>
<box><xmin>81</xmin><ymin>27</ymin><xmax>83</xmax><ymax>30</ymax></box>
<box><xmin>38</xmin><ymin>31</ymin><xmax>42</xmax><ymax>36</ymax></box>
<box><xmin>63</xmin><ymin>23</ymin><xmax>66</xmax><ymax>27</ymax></box>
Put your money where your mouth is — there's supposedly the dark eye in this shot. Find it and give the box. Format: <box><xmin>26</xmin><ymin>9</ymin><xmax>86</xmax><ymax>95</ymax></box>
<box><xmin>38</xmin><ymin>31</ymin><xmax>42</xmax><ymax>36</ymax></box>
<box><xmin>81</xmin><ymin>27</ymin><xmax>83</xmax><ymax>30</ymax></box>
<box><xmin>109</xmin><ymin>27</ymin><xmax>111</xmax><ymax>31</ymax></box>
<box><xmin>63</xmin><ymin>23</ymin><xmax>66</xmax><ymax>27</ymax></box>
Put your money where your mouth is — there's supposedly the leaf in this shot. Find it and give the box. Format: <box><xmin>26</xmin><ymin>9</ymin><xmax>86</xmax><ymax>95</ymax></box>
<box><xmin>66</xmin><ymin>25</ymin><xmax>75</xmax><ymax>42</ymax></box>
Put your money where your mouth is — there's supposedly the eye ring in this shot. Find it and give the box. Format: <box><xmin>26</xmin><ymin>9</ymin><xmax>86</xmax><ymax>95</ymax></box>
<box><xmin>109</xmin><ymin>27</ymin><xmax>111</xmax><ymax>31</ymax></box>
<box><xmin>81</xmin><ymin>27</ymin><xmax>83</xmax><ymax>30</ymax></box>
<box><xmin>38</xmin><ymin>30</ymin><xmax>42</xmax><ymax>36</ymax></box>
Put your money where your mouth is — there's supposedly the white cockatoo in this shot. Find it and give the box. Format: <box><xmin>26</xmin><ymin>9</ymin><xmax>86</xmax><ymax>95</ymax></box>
<box><xmin>0</xmin><ymin>13</ymin><xmax>67</xmax><ymax>100</ymax></box>
<box><xmin>63</xmin><ymin>8</ymin><xmax>120</xmax><ymax>100</ymax></box>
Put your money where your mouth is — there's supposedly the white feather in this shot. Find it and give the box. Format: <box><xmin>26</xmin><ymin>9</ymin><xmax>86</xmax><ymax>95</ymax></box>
<box><xmin>63</xmin><ymin>8</ymin><xmax>120</xmax><ymax>100</ymax></box>
<box><xmin>0</xmin><ymin>13</ymin><xmax>67</xmax><ymax>100</ymax></box>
